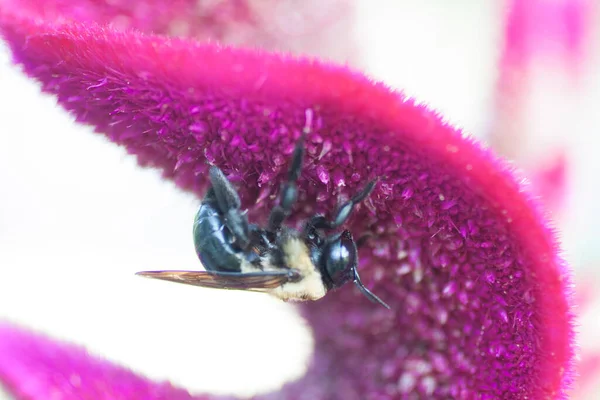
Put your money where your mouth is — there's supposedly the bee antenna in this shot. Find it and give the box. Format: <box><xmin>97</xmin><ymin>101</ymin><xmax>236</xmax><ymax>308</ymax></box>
<box><xmin>353</xmin><ymin>269</ymin><xmax>391</xmax><ymax>309</ymax></box>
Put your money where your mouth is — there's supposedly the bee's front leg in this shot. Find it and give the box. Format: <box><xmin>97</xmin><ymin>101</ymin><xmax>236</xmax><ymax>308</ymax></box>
<box><xmin>268</xmin><ymin>133</ymin><xmax>306</xmax><ymax>231</ymax></box>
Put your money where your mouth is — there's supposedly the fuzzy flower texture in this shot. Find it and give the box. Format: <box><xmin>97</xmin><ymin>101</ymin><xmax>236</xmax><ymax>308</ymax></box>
<box><xmin>0</xmin><ymin>1</ymin><xmax>574</xmax><ymax>399</ymax></box>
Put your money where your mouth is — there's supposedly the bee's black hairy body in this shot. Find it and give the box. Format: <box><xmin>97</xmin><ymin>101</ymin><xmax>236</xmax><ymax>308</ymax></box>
<box><xmin>188</xmin><ymin>134</ymin><xmax>390</xmax><ymax>308</ymax></box>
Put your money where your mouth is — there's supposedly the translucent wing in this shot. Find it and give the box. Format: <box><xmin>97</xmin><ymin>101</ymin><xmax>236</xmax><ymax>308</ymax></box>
<box><xmin>135</xmin><ymin>269</ymin><xmax>301</xmax><ymax>291</ymax></box>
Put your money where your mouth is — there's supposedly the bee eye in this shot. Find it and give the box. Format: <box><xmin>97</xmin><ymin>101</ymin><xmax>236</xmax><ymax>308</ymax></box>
<box><xmin>323</xmin><ymin>232</ymin><xmax>357</xmax><ymax>288</ymax></box>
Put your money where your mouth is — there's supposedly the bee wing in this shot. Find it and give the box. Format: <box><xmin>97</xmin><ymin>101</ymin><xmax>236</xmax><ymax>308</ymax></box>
<box><xmin>135</xmin><ymin>269</ymin><xmax>301</xmax><ymax>291</ymax></box>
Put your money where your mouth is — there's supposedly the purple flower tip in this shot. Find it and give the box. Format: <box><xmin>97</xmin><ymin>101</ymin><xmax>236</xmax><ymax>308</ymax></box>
<box><xmin>0</xmin><ymin>3</ymin><xmax>575</xmax><ymax>399</ymax></box>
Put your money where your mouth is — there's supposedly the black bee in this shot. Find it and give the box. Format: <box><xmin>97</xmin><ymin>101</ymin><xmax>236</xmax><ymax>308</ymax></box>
<box><xmin>137</xmin><ymin>134</ymin><xmax>389</xmax><ymax>309</ymax></box>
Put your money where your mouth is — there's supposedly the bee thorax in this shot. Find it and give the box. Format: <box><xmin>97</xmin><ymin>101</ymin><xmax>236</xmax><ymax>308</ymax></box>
<box><xmin>268</xmin><ymin>237</ymin><xmax>327</xmax><ymax>302</ymax></box>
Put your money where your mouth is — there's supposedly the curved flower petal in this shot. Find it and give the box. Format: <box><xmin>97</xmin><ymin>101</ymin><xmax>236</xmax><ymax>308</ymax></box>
<box><xmin>0</xmin><ymin>7</ymin><xmax>574</xmax><ymax>400</ymax></box>
<box><xmin>0</xmin><ymin>323</ymin><xmax>223</xmax><ymax>400</ymax></box>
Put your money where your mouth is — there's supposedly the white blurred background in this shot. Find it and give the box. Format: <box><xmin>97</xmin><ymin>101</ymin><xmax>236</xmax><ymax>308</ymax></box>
<box><xmin>1</xmin><ymin>1</ymin><xmax>598</xmax><ymax>398</ymax></box>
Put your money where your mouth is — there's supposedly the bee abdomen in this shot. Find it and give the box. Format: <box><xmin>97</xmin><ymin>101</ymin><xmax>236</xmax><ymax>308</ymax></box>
<box><xmin>193</xmin><ymin>201</ymin><xmax>243</xmax><ymax>272</ymax></box>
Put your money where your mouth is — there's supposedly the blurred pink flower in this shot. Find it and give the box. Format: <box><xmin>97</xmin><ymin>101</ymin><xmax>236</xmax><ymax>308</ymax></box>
<box><xmin>491</xmin><ymin>0</ymin><xmax>591</xmax><ymax>205</ymax></box>
<box><xmin>569</xmin><ymin>277</ymin><xmax>600</xmax><ymax>398</ymax></box>
<box><xmin>491</xmin><ymin>1</ymin><xmax>596</xmax><ymax>397</ymax></box>
<box><xmin>0</xmin><ymin>0</ymin><xmax>359</xmax><ymax>64</ymax></box>
<box><xmin>0</xmin><ymin>323</ymin><xmax>221</xmax><ymax>400</ymax></box>
<box><xmin>530</xmin><ymin>152</ymin><xmax>568</xmax><ymax>213</ymax></box>
<box><xmin>0</xmin><ymin>1</ymin><xmax>575</xmax><ymax>399</ymax></box>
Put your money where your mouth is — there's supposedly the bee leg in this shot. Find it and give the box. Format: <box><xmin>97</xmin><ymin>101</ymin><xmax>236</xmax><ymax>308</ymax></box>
<box><xmin>304</xmin><ymin>179</ymin><xmax>378</xmax><ymax>234</ymax></box>
<box><xmin>268</xmin><ymin>134</ymin><xmax>306</xmax><ymax>231</ymax></box>
<box><xmin>331</xmin><ymin>179</ymin><xmax>378</xmax><ymax>227</ymax></box>
<box><xmin>209</xmin><ymin>166</ymin><xmax>251</xmax><ymax>249</ymax></box>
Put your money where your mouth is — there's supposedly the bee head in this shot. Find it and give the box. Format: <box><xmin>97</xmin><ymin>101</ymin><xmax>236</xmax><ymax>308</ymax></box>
<box><xmin>316</xmin><ymin>230</ymin><xmax>390</xmax><ymax>309</ymax></box>
<box><xmin>320</xmin><ymin>231</ymin><xmax>357</xmax><ymax>289</ymax></box>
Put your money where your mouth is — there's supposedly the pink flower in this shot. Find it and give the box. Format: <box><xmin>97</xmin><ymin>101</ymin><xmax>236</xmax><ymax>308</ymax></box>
<box><xmin>490</xmin><ymin>2</ymin><xmax>599</xmax><ymax>397</ymax></box>
<box><xmin>0</xmin><ymin>0</ymin><xmax>358</xmax><ymax>63</ymax></box>
<box><xmin>490</xmin><ymin>0</ymin><xmax>591</xmax><ymax>195</ymax></box>
<box><xmin>0</xmin><ymin>1</ymin><xmax>574</xmax><ymax>398</ymax></box>
<box><xmin>0</xmin><ymin>323</ymin><xmax>216</xmax><ymax>400</ymax></box>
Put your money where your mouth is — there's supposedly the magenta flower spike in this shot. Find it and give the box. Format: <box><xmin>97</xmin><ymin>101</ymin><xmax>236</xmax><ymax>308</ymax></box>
<box><xmin>0</xmin><ymin>3</ymin><xmax>574</xmax><ymax>400</ymax></box>
<box><xmin>0</xmin><ymin>323</ymin><xmax>224</xmax><ymax>400</ymax></box>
